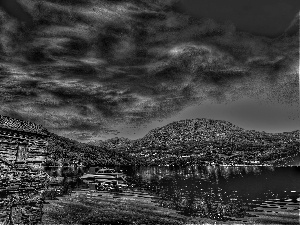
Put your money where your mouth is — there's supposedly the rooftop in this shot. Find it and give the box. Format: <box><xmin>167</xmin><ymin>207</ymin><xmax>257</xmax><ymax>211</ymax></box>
<box><xmin>0</xmin><ymin>115</ymin><xmax>48</xmax><ymax>135</ymax></box>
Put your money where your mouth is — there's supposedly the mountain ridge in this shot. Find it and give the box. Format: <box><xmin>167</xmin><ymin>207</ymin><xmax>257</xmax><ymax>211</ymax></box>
<box><xmin>0</xmin><ymin>114</ymin><xmax>298</xmax><ymax>166</ymax></box>
<box><xmin>89</xmin><ymin>118</ymin><xmax>298</xmax><ymax>145</ymax></box>
<box><xmin>89</xmin><ymin>118</ymin><xmax>299</xmax><ymax>165</ymax></box>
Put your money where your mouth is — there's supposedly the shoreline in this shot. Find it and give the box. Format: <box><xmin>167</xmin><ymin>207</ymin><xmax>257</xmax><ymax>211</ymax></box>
<box><xmin>271</xmin><ymin>152</ymin><xmax>300</xmax><ymax>166</ymax></box>
<box><xmin>42</xmin><ymin>189</ymin><xmax>299</xmax><ymax>225</ymax></box>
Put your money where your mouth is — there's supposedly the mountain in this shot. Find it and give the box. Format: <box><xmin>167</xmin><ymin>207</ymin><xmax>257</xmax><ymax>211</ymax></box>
<box><xmin>97</xmin><ymin>118</ymin><xmax>298</xmax><ymax>151</ymax></box>
<box><xmin>135</xmin><ymin>118</ymin><xmax>244</xmax><ymax>149</ymax></box>
<box><xmin>46</xmin><ymin>133</ymin><xmax>136</xmax><ymax>166</ymax></box>
<box><xmin>89</xmin><ymin>137</ymin><xmax>133</xmax><ymax>151</ymax></box>
<box><xmin>92</xmin><ymin>118</ymin><xmax>299</xmax><ymax>165</ymax></box>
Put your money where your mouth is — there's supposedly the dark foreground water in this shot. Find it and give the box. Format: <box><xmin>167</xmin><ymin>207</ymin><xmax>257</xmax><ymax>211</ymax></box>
<box><xmin>130</xmin><ymin>166</ymin><xmax>300</xmax><ymax>220</ymax></box>
<box><xmin>45</xmin><ymin>165</ymin><xmax>300</xmax><ymax>223</ymax></box>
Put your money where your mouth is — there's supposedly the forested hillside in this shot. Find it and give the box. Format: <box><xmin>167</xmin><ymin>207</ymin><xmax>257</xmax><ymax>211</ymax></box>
<box><xmin>46</xmin><ymin>133</ymin><xmax>137</xmax><ymax>166</ymax></box>
<box><xmin>90</xmin><ymin>118</ymin><xmax>299</xmax><ymax>165</ymax></box>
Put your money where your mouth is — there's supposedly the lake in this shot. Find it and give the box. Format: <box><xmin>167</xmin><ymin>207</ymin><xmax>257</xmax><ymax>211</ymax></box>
<box><xmin>44</xmin><ymin>165</ymin><xmax>300</xmax><ymax>223</ymax></box>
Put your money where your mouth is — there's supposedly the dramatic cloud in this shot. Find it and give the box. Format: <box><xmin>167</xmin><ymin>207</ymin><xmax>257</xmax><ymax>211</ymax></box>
<box><xmin>284</xmin><ymin>11</ymin><xmax>299</xmax><ymax>36</ymax></box>
<box><xmin>0</xmin><ymin>0</ymin><xmax>298</xmax><ymax>141</ymax></box>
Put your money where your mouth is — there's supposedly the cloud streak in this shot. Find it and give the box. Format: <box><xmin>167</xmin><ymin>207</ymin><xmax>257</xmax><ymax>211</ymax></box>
<box><xmin>0</xmin><ymin>0</ymin><xmax>298</xmax><ymax>141</ymax></box>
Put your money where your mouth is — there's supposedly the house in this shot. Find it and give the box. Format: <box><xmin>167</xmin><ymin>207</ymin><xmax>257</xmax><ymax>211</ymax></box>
<box><xmin>0</xmin><ymin>126</ymin><xmax>48</xmax><ymax>169</ymax></box>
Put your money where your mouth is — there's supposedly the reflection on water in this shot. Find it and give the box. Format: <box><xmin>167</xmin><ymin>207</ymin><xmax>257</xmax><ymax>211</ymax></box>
<box><xmin>130</xmin><ymin>166</ymin><xmax>300</xmax><ymax>221</ymax></box>
<box><xmin>44</xmin><ymin>165</ymin><xmax>300</xmax><ymax>222</ymax></box>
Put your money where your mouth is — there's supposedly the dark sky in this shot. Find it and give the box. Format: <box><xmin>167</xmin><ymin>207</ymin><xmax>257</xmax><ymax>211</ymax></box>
<box><xmin>4</xmin><ymin>0</ymin><xmax>299</xmax><ymax>36</ymax></box>
<box><xmin>180</xmin><ymin>0</ymin><xmax>300</xmax><ymax>37</ymax></box>
<box><xmin>0</xmin><ymin>0</ymin><xmax>33</xmax><ymax>25</ymax></box>
<box><xmin>0</xmin><ymin>0</ymin><xmax>298</xmax><ymax>142</ymax></box>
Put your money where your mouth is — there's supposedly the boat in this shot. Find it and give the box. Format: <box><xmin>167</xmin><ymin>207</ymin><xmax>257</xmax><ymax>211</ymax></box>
<box><xmin>80</xmin><ymin>167</ymin><xmax>126</xmax><ymax>181</ymax></box>
<box><xmin>97</xmin><ymin>179</ymin><xmax>128</xmax><ymax>191</ymax></box>
<box><xmin>80</xmin><ymin>167</ymin><xmax>128</xmax><ymax>191</ymax></box>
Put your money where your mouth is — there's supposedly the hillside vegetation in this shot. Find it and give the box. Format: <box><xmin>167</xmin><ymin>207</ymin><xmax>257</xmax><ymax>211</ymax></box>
<box><xmin>1</xmin><ymin>115</ymin><xmax>298</xmax><ymax>166</ymax></box>
<box><xmin>89</xmin><ymin>118</ymin><xmax>299</xmax><ymax>166</ymax></box>
<box><xmin>46</xmin><ymin>134</ymin><xmax>137</xmax><ymax>166</ymax></box>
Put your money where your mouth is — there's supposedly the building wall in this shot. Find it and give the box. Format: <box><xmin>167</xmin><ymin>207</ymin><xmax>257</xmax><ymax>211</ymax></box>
<box><xmin>0</xmin><ymin>128</ymin><xmax>48</xmax><ymax>167</ymax></box>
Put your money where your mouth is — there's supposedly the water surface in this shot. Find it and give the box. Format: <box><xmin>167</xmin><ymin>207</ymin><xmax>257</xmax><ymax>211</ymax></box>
<box><xmin>45</xmin><ymin>165</ymin><xmax>300</xmax><ymax>222</ymax></box>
